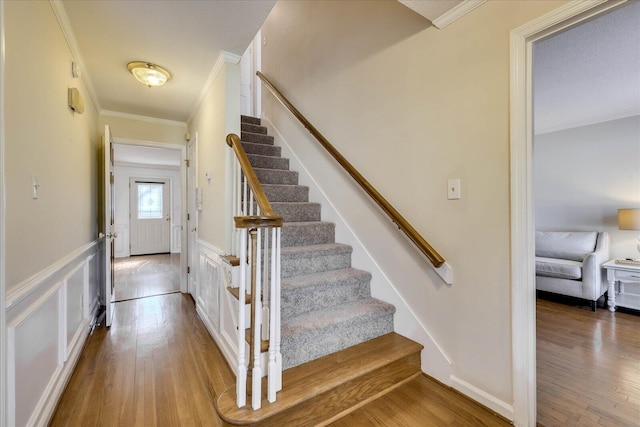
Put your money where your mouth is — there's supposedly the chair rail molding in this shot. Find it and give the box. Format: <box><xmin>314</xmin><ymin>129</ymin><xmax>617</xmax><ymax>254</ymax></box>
<box><xmin>509</xmin><ymin>1</ymin><xmax>621</xmax><ymax>426</ymax></box>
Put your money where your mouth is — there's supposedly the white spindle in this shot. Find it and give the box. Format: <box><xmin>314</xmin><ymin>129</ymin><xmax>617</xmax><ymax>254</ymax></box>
<box><xmin>236</xmin><ymin>227</ymin><xmax>248</xmax><ymax>408</ymax></box>
<box><xmin>252</xmin><ymin>228</ymin><xmax>263</xmax><ymax>409</ymax></box>
<box><xmin>275</xmin><ymin>227</ymin><xmax>282</xmax><ymax>391</ymax></box>
<box><xmin>268</xmin><ymin>227</ymin><xmax>278</xmax><ymax>402</ymax></box>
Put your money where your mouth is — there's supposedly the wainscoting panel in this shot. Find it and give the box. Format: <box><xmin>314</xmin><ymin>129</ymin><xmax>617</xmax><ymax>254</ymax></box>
<box><xmin>194</xmin><ymin>240</ymin><xmax>239</xmax><ymax>373</ymax></box>
<box><xmin>5</xmin><ymin>241</ymin><xmax>100</xmax><ymax>427</ymax></box>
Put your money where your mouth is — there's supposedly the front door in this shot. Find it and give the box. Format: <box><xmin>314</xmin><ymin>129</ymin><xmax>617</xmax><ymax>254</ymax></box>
<box><xmin>129</xmin><ymin>178</ymin><xmax>171</xmax><ymax>255</ymax></box>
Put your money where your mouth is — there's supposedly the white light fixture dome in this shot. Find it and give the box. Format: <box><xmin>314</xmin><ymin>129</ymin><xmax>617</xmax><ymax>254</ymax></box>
<box><xmin>127</xmin><ymin>61</ymin><xmax>172</xmax><ymax>87</ymax></box>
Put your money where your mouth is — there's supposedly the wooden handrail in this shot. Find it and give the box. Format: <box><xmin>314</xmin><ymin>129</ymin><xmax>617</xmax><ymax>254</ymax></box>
<box><xmin>227</xmin><ymin>133</ymin><xmax>283</xmax><ymax>228</ymax></box>
<box><xmin>257</xmin><ymin>71</ymin><xmax>445</xmax><ymax>268</ymax></box>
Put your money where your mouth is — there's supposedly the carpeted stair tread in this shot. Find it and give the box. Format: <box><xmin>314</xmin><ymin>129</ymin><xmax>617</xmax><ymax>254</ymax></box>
<box><xmin>280</xmin><ymin>243</ymin><xmax>352</xmax><ymax>278</ymax></box>
<box><xmin>281</xmin><ymin>298</ymin><xmax>396</xmax><ymax>368</ymax></box>
<box><xmin>254</xmin><ymin>167</ymin><xmax>298</xmax><ymax>185</ymax></box>
<box><xmin>281</xmin><ymin>268</ymin><xmax>372</xmax><ymax>321</ymax></box>
<box><xmin>241</xmin><ymin>141</ymin><xmax>281</xmax><ymax>157</ymax></box>
<box><xmin>248</xmin><ymin>153</ymin><xmax>289</xmax><ymax>170</ymax></box>
<box><xmin>240</xmin><ymin>115</ymin><xmax>260</xmax><ymax>125</ymax></box>
<box><xmin>271</xmin><ymin>202</ymin><xmax>321</xmax><ymax>222</ymax></box>
<box><xmin>241</xmin><ymin>122</ymin><xmax>267</xmax><ymax>135</ymax></box>
<box><xmin>242</xmin><ymin>131</ymin><xmax>274</xmax><ymax>145</ymax></box>
<box><xmin>281</xmin><ymin>221</ymin><xmax>335</xmax><ymax>247</ymax></box>
<box><xmin>263</xmin><ymin>184</ymin><xmax>309</xmax><ymax>202</ymax></box>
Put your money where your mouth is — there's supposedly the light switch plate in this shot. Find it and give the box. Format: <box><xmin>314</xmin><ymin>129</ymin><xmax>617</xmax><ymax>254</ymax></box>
<box><xmin>448</xmin><ymin>179</ymin><xmax>461</xmax><ymax>200</ymax></box>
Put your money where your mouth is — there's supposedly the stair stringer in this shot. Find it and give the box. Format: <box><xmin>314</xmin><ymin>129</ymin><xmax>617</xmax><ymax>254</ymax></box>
<box><xmin>262</xmin><ymin>115</ymin><xmax>452</xmax><ymax>386</ymax></box>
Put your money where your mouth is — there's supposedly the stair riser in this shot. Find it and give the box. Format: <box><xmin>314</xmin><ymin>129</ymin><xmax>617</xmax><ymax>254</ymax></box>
<box><xmin>242</xmin><ymin>131</ymin><xmax>274</xmax><ymax>145</ymax></box>
<box><xmin>272</xmin><ymin>203</ymin><xmax>321</xmax><ymax>222</ymax></box>
<box><xmin>241</xmin><ymin>122</ymin><xmax>267</xmax><ymax>135</ymax></box>
<box><xmin>282</xmin><ymin>278</ymin><xmax>371</xmax><ymax>321</ymax></box>
<box><xmin>281</xmin><ymin>312</ymin><xmax>394</xmax><ymax>369</ymax></box>
<box><xmin>242</xmin><ymin>142</ymin><xmax>281</xmax><ymax>157</ymax></box>
<box><xmin>263</xmin><ymin>185</ymin><xmax>309</xmax><ymax>203</ymax></box>
<box><xmin>255</xmin><ymin>168</ymin><xmax>298</xmax><ymax>185</ymax></box>
<box><xmin>281</xmin><ymin>250</ymin><xmax>351</xmax><ymax>278</ymax></box>
<box><xmin>248</xmin><ymin>154</ymin><xmax>289</xmax><ymax>170</ymax></box>
<box><xmin>241</xmin><ymin>115</ymin><xmax>260</xmax><ymax>126</ymax></box>
<box><xmin>281</xmin><ymin>223</ymin><xmax>334</xmax><ymax>247</ymax></box>
<box><xmin>261</xmin><ymin>354</ymin><xmax>421</xmax><ymax>427</ymax></box>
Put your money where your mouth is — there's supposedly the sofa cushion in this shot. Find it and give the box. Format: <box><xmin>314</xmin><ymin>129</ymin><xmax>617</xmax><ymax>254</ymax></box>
<box><xmin>535</xmin><ymin>231</ymin><xmax>598</xmax><ymax>261</ymax></box>
<box><xmin>536</xmin><ymin>257</ymin><xmax>582</xmax><ymax>280</ymax></box>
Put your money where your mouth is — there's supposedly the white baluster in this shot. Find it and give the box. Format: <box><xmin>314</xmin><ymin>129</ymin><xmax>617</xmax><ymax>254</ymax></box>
<box><xmin>268</xmin><ymin>227</ymin><xmax>278</xmax><ymax>402</ymax></box>
<box><xmin>236</xmin><ymin>228</ymin><xmax>247</xmax><ymax>408</ymax></box>
<box><xmin>252</xmin><ymin>228</ymin><xmax>263</xmax><ymax>409</ymax></box>
<box><xmin>275</xmin><ymin>227</ymin><xmax>282</xmax><ymax>391</ymax></box>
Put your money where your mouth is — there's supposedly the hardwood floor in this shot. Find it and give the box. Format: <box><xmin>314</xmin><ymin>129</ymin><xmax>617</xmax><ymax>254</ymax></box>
<box><xmin>114</xmin><ymin>253</ymin><xmax>180</xmax><ymax>301</ymax></box>
<box><xmin>50</xmin><ymin>293</ymin><xmax>510</xmax><ymax>426</ymax></box>
<box><xmin>537</xmin><ymin>298</ymin><xmax>640</xmax><ymax>426</ymax></box>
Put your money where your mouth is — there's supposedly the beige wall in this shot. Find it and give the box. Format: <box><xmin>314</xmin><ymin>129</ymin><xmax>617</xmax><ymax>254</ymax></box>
<box><xmin>188</xmin><ymin>60</ymin><xmax>241</xmax><ymax>250</ymax></box>
<box><xmin>261</xmin><ymin>0</ymin><xmax>566</xmax><ymax>405</ymax></box>
<box><xmin>98</xmin><ymin>113</ymin><xmax>187</xmax><ymax>145</ymax></box>
<box><xmin>4</xmin><ymin>1</ymin><xmax>99</xmax><ymax>291</ymax></box>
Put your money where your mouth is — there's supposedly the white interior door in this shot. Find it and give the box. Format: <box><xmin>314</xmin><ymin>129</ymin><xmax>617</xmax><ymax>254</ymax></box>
<box><xmin>240</xmin><ymin>44</ymin><xmax>253</xmax><ymax>116</ymax></box>
<box><xmin>130</xmin><ymin>178</ymin><xmax>171</xmax><ymax>255</ymax></box>
<box><xmin>103</xmin><ymin>125</ymin><xmax>115</xmax><ymax>327</ymax></box>
<box><xmin>187</xmin><ymin>137</ymin><xmax>198</xmax><ymax>296</ymax></box>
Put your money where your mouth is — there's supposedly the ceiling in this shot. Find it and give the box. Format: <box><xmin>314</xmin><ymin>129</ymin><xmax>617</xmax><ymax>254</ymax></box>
<box><xmin>59</xmin><ymin>0</ymin><xmax>276</xmax><ymax>123</ymax></box>
<box><xmin>533</xmin><ymin>1</ymin><xmax>640</xmax><ymax>135</ymax></box>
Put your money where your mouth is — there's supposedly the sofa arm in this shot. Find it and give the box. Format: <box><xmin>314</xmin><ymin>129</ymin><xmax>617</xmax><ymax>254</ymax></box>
<box><xmin>582</xmin><ymin>232</ymin><xmax>610</xmax><ymax>301</ymax></box>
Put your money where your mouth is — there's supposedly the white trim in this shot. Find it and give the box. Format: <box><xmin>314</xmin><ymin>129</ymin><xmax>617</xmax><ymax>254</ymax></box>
<box><xmin>6</xmin><ymin>241</ymin><xmax>99</xmax><ymax>310</ymax></box>
<box><xmin>113</xmin><ymin>161</ymin><xmax>180</xmax><ymax>171</ymax></box>
<box><xmin>451</xmin><ymin>375</ymin><xmax>514</xmax><ymax>420</ymax></box>
<box><xmin>509</xmin><ymin>1</ymin><xmax>621</xmax><ymax>426</ymax></box>
<box><xmin>432</xmin><ymin>0</ymin><xmax>487</xmax><ymax>29</ymax></box>
<box><xmin>188</xmin><ymin>50</ymin><xmax>241</xmax><ymax>124</ymax></box>
<box><xmin>0</xmin><ymin>1</ymin><xmax>7</xmax><ymax>424</ymax></box>
<box><xmin>48</xmin><ymin>0</ymin><xmax>100</xmax><ymax>112</ymax></box>
<box><xmin>100</xmin><ymin>109</ymin><xmax>187</xmax><ymax>128</ymax></box>
<box><xmin>263</xmin><ymin>116</ymin><xmax>453</xmax><ymax>384</ymax></box>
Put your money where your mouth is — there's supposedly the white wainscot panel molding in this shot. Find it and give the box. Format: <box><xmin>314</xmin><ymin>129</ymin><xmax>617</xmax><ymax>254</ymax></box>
<box><xmin>194</xmin><ymin>240</ymin><xmax>239</xmax><ymax>373</ymax></box>
<box><xmin>6</xmin><ymin>242</ymin><xmax>100</xmax><ymax>427</ymax></box>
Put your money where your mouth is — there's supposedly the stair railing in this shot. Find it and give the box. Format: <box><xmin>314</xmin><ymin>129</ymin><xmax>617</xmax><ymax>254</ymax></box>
<box><xmin>257</xmin><ymin>72</ymin><xmax>452</xmax><ymax>284</ymax></box>
<box><xmin>227</xmin><ymin>133</ymin><xmax>283</xmax><ymax>409</ymax></box>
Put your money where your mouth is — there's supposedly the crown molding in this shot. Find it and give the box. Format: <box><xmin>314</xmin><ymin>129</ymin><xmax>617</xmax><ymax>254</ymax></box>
<box><xmin>100</xmin><ymin>110</ymin><xmax>187</xmax><ymax>128</ymax></box>
<box><xmin>187</xmin><ymin>50</ymin><xmax>241</xmax><ymax>124</ymax></box>
<box><xmin>49</xmin><ymin>0</ymin><xmax>101</xmax><ymax>112</ymax></box>
<box><xmin>432</xmin><ymin>0</ymin><xmax>487</xmax><ymax>29</ymax></box>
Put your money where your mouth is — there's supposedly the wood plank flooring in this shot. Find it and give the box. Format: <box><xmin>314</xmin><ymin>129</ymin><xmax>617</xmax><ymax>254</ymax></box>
<box><xmin>114</xmin><ymin>253</ymin><xmax>180</xmax><ymax>301</ymax></box>
<box><xmin>537</xmin><ymin>298</ymin><xmax>640</xmax><ymax>426</ymax></box>
<box><xmin>50</xmin><ymin>293</ymin><xmax>510</xmax><ymax>426</ymax></box>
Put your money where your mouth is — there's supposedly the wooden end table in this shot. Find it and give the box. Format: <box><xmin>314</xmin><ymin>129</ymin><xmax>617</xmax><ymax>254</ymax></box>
<box><xmin>602</xmin><ymin>260</ymin><xmax>640</xmax><ymax>312</ymax></box>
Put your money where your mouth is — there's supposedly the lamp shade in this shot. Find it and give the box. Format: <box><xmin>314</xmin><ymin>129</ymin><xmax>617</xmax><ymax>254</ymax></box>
<box><xmin>618</xmin><ymin>208</ymin><xmax>640</xmax><ymax>231</ymax></box>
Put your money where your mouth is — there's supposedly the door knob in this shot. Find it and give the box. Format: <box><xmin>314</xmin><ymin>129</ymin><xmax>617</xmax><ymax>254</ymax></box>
<box><xmin>166</xmin><ymin>216</ymin><xmax>171</xmax><ymax>221</ymax></box>
<box><xmin>191</xmin><ymin>227</ymin><xmax>197</xmax><ymax>232</ymax></box>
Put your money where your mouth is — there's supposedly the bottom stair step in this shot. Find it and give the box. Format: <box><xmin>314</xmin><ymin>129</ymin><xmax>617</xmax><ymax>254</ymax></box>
<box><xmin>215</xmin><ymin>332</ymin><xmax>423</xmax><ymax>426</ymax></box>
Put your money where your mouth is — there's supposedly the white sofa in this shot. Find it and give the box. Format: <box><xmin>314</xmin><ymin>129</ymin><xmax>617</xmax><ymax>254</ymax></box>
<box><xmin>535</xmin><ymin>231</ymin><xmax>610</xmax><ymax>311</ymax></box>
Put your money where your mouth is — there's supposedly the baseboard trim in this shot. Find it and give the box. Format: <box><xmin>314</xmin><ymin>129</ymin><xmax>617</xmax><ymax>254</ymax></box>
<box><xmin>450</xmin><ymin>375</ymin><xmax>514</xmax><ymax>421</ymax></box>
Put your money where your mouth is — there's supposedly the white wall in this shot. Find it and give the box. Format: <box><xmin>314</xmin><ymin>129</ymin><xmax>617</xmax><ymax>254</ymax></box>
<box><xmin>3</xmin><ymin>2</ymin><xmax>101</xmax><ymax>425</ymax></box>
<box><xmin>98</xmin><ymin>112</ymin><xmax>187</xmax><ymax>146</ymax></box>
<box><xmin>113</xmin><ymin>164</ymin><xmax>182</xmax><ymax>258</ymax></box>
<box><xmin>534</xmin><ymin>116</ymin><xmax>640</xmax><ymax>259</ymax></box>
<box><xmin>260</xmin><ymin>0</ymin><xmax>567</xmax><ymax>415</ymax></box>
<box><xmin>188</xmin><ymin>52</ymin><xmax>241</xmax><ymax>251</ymax></box>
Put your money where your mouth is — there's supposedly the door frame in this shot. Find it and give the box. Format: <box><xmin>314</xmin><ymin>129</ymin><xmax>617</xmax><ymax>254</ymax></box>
<box><xmin>0</xmin><ymin>2</ymin><xmax>7</xmax><ymax>424</ymax></box>
<box><xmin>113</xmin><ymin>137</ymin><xmax>188</xmax><ymax>293</ymax></box>
<box><xmin>187</xmin><ymin>133</ymin><xmax>198</xmax><ymax>297</ymax></box>
<box><xmin>129</xmin><ymin>177</ymin><xmax>172</xmax><ymax>256</ymax></box>
<box><xmin>509</xmin><ymin>1</ymin><xmax>626</xmax><ymax>425</ymax></box>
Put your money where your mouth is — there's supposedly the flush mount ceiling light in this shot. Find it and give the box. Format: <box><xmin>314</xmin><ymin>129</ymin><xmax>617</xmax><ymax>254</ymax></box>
<box><xmin>127</xmin><ymin>61</ymin><xmax>172</xmax><ymax>87</ymax></box>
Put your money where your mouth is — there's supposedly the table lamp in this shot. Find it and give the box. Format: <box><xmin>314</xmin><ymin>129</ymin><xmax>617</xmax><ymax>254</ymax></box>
<box><xmin>618</xmin><ymin>208</ymin><xmax>640</xmax><ymax>259</ymax></box>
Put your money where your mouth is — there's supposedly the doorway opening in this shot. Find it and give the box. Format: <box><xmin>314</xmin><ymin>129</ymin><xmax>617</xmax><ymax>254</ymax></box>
<box><xmin>111</xmin><ymin>142</ymin><xmax>186</xmax><ymax>303</ymax></box>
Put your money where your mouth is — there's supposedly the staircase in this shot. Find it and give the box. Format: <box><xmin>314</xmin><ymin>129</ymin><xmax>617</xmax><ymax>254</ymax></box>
<box><xmin>216</xmin><ymin>116</ymin><xmax>423</xmax><ymax>424</ymax></box>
